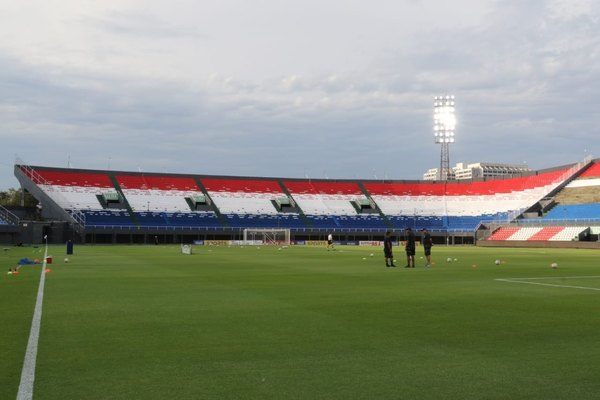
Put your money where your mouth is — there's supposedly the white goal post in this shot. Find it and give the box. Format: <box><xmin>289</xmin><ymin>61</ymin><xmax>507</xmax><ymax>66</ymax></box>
<box><xmin>243</xmin><ymin>228</ymin><xmax>291</xmax><ymax>245</ymax></box>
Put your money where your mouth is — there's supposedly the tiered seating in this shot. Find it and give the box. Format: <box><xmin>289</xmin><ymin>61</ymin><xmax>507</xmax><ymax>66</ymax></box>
<box><xmin>387</xmin><ymin>216</ymin><xmax>444</xmax><ymax>230</ymax></box>
<box><xmin>284</xmin><ymin>181</ymin><xmax>385</xmax><ymax>230</ymax></box>
<box><xmin>304</xmin><ymin>214</ymin><xmax>386</xmax><ymax>230</ymax></box>
<box><xmin>488</xmin><ymin>227</ymin><xmax>520</xmax><ymax>240</ymax></box>
<box><xmin>20</xmin><ymin>164</ymin><xmax>578</xmax><ymax>232</ymax></box>
<box><xmin>562</xmin><ymin>162</ymin><xmax>600</xmax><ymax>189</ymax></box>
<box><xmin>507</xmin><ymin>227</ymin><xmax>543</xmax><ymax>240</ymax></box>
<box><xmin>27</xmin><ymin>169</ymin><xmax>114</xmax><ymax>210</ymax></box>
<box><xmin>486</xmin><ymin>226</ymin><xmax>587</xmax><ymax>241</ymax></box>
<box><xmin>224</xmin><ymin>214</ymin><xmax>304</xmax><ymax>229</ymax></box>
<box><xmin>117</xmin><ymin>175</ymin><xmax>202</xmax><ymax>212</ymax></box>
<box><xmin>543</xmin><ymin>204</ymin><xmax>600</xmax><ymax>220</ymax></box>
<box><xmin>202</xmin><ymin>179</ymin><xmax>285</xmax><ymax>215</ymax></box>
<box><xmin>335</xmin><ymin>215</ymin><xmax>386</xmax><ymax>230</ymax></box>
<box><xmin>365</xmin><ymin>167</ymin><xmax>571</xmax><ymax>231</ymax></box>
<box><xmin>115</xmin><ymin>175</ymin><xmax>224</xmax><ymax>228</ymax></box>
<box><xmin>130</xmin><ymin>211</ymin><xmax>222</xmax><ymax>228</ymax></box>
<box><xmin>527</xmin><ymin>227</ymin><xmax>565</xmax><ymax>241</ymax></box>
<box><xmin>284</xmin><ymin>181</ymin><xmax>363</xmax><ymax>215</ymax></box>
<box><xmin>82</xmin><ymin>210</ymin><xmax>134</xmax><ymax>227</ymax></box>
<box><xmin>579</xmin><ymin>162</ymin><xmax>600</xmax><ymax>178</ymax></box>
<box><xmin>550</xmin><ymin>226</ymin><xmax>586</xmax><ymax>241</ymax></box>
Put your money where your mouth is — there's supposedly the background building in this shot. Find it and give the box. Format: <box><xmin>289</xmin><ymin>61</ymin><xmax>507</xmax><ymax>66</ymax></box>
<box><xmin>423</xmin><ymin>162</ymin><xmax>530</xmax><ymax>181</ymax></box>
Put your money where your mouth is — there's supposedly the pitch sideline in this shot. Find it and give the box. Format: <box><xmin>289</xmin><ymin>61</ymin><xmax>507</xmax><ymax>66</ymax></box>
<box><xmin>496</xmin><ymin>276</ymin><xmax>600</xmax><ymax>291</ymax></box>
<box><xmin>16</xmin><ymin>248</ymin><xmax>49</xmax><ymax>400</ymax></box>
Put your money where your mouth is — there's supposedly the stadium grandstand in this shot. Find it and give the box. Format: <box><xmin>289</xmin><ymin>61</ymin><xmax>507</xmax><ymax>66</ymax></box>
<box><xmin>4</xmin><ymin>155</ymin><xmax>598</xmax><ymax>247</ymax></box>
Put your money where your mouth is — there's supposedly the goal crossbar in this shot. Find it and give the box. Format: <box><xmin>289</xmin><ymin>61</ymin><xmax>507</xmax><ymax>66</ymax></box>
<box><xmin>243</xmin><ymin>228</ymin><xmax>291</xmax><ymax>245</ymax></box>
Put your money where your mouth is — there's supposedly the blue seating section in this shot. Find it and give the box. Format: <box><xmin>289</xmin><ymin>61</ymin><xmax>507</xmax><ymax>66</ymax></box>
<box><xmin>543</xmin><ymin>204</ymin><xmax>600</xmax><ymax>221</ymax></box>
<box><xmin>82</xmin><ymin>210</ymin><xmax>135</xmax><ymax>227</ymax></box>
<box><xmin>224</xmin><ymin>214</ymin><xmax>305</xmax><ymax>229</ymax></box>
<box><xmin>387</xmin><ymin>213</ymin><xmax>509</xmax><ymax>232</ymax></box>
<box><xmin>336</xmin><ymin>215</ymin><xmax>386</xmax><ymax>230</ymax></box>
<box><xmin>134</xmin><ymin>212</ymin><xmax>223</xmax><ymax>228</ymax></box>
<box><xmin>305</xmin><ymin>215</ymin><xmax>386</xmax><ymax>230</ymax></box>
<box><xmin>388</xmin><ymin>216</ymin><xmax>444</xmax><ymax>230</ymax></box>
<box><xmin>446</xmin><ymin>213</ymin><xmax>509</xmax><ymax>231</ymax></box>
<box><xmin>82</xmin><ymin>210</ymin><xmax>224</xmax><ymax>228</ymax></box>
<box><xmin>79</xmin><ymin>208</ymin><xmax>515</xmax><ymax>232</ymax></box>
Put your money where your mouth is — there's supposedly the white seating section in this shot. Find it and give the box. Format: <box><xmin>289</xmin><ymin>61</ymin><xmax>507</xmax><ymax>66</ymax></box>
<box><xmin>365</xmin><ymin>169</ymin><xmax>570</xmax><ymax>218</ymax></box>
<box><xmin>201</xmin><ymin>178</ymin><xmax>285</xmax><ymax>215</ymax></box>
<box><xmin>284</xmin><ymin>181</ymin><xmax>363</xmax><ymax>216</ymax></box>
<box><xmin>550</xmin><ymin>226</ymin><xmax>585</xmax><ymax>241</ymax></box>
<box><xmin>117</xmin><ymin>175</ymin><xmax>203</xmax><ymax>213</ymax></box>
<box><xmin>32</xmin><ymin>171</ymin><xmax>114</xmax><ymax>211</ymax></box>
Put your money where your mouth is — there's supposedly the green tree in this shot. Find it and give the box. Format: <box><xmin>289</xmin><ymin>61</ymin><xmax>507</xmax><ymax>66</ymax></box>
<box><xmin>0</xmin><ymin>188</ymin><xmax>38</xmax><ymax>207</ymax></box>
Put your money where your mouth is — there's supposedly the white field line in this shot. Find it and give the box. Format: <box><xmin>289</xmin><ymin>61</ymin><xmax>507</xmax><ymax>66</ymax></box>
<box><xmin>496</xmin><ymin>276</ymin><xmax>600</xmax><ymax>291</ymax></box>
<box><xmin>16</xmin><ymin>247</ymin><xmax>48</xmax><ymax>400</ymax></box>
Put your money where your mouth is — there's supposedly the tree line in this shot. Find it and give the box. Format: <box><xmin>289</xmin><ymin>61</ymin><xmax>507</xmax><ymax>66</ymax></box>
<box><xmin>0</xmin><ymin>188</ymin><xmax>38</xmax><ymax>207</ymax></box>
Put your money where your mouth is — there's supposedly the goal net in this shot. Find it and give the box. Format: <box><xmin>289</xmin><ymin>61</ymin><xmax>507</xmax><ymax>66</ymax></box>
<box><xmin>243</xmin><ymin>228</ymin><xmax>291</xmax><ymax>245</ymax></box>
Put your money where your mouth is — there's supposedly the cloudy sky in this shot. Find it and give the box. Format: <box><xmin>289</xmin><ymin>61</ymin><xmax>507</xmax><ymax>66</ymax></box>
<box><xmin>1</xmin><ymin>0</ymin><xmax>599</xmax><ymax>190</ymax></box>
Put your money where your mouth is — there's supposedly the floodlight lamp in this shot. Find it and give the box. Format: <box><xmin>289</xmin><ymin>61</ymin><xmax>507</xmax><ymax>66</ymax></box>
<box><xmin>433</xmin><ymin>94</ymin><xmax>457</xmax><ymax>144</ymax></box>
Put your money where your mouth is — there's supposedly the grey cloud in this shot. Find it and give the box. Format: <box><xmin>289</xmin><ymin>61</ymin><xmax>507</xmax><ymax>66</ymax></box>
<box><xmin>1</xmin><ymin>0</ymin><xmax>599</xmax><ymax>190</ymax></box>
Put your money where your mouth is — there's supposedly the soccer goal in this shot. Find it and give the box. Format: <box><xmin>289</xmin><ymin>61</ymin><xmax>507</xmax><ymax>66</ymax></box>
<box><xmin>243</xmin><ymin>228</ymin><xmax>291</xmax><ymax>245</ymax></box>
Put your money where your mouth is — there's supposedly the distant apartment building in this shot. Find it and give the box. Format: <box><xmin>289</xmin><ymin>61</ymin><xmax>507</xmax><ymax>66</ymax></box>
<box><xmin>423</xmin><ymin>162</ymin><xmax>530</xmax><ymax>181</ymax></box>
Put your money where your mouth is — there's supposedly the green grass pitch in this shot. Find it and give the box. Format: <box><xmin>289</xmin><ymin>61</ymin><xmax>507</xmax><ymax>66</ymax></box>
<box><xmin>2</xmin><ymin>244</ymin><xmax>600</xmax><ymax>399</ymax></box>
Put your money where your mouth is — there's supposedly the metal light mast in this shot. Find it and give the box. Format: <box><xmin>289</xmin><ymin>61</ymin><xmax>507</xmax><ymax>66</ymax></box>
<box><xmin>433</xmin><ymin>95</ymin><xmax>456</xmax><ymax>181</ymax></box>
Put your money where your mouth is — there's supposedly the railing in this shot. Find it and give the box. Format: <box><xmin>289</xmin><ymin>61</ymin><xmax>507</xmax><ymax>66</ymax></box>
<box><xmin>68</xmin><ymin>209</ymin><xmax>87</xmax><ymax>227</ymax></box>
<box><xmin>0</xmin><ymin>205</ymin><xmax>20</xmax><ymax>226</ymax></box>
<box><xmin>16</xmin><ymin>160</ymin><xmax>87</xmax><ymax>232</ymax></box>
<box><xmin>556</xmin><ymin>154</ymin><xmax>593</xmax><ymax>185</ymax></box>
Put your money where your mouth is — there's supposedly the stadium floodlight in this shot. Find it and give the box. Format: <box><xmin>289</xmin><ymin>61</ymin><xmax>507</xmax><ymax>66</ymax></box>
<box><xmin>434</xmin><ymin>95</ymin><xmax>456</xmax><ymax>180</ymax></box>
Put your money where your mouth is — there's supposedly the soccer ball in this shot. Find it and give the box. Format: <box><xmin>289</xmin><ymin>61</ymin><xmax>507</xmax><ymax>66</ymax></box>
<box><xmin>446</xmin><ymin>257</ymin><xmax>452</xmax><ymax>263</ymax></box>
<box><xmin>494</xmin><ymin>259</ymin><xmax>501</xmax><ymax>265</ymax></box>
<box><xmin>64</xmin><ymin>258</ymin><xmax>69</xmax><ymax>263</ymax></box>
<box><xmin>551</xmin><ymin>262</ymin><xmax>558</xmax><ymax>269</ymax></box>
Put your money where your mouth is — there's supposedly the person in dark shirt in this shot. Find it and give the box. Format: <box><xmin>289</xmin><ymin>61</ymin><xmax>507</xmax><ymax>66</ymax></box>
<box><xmin>421</xmin><ymin>228</ymin><xmax>433</xmax><ymax>267</ymax></box>
<box><xmin>405</xmin><ymin>227</ymin><xmax>415</xmax><ymax>268</ymax></box>
<box><xmin>383</xmin><ymin>231</ymin><xmax>396</xmax><ymax>268</ymax></box>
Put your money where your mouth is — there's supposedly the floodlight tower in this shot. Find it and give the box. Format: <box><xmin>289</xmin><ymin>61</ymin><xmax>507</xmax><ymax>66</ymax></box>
<box><xmin>433</xmin><ymin>95</ymin><xmax>456</xmax><ymax>181</ymax></box>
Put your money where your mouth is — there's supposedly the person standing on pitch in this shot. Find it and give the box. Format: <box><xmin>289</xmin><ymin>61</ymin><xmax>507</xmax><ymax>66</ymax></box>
<box><xmin>384</xmin><ymin>231</ymin><xmax>396</xmax><ymax>267</ymax></box>
<box><xmin>405</xmin><ymin>227</ymin><xmax>416</xmax><ymax>268</ymax></box>
<box><xmin>327</xmin><ymin>233</ymin><xmax>334</xmax><ymax>251</ymax></box>
<box><xmin>421</xmin><ymin>228</ymin><xmax>433</xmax><ymax>267</ymax></box>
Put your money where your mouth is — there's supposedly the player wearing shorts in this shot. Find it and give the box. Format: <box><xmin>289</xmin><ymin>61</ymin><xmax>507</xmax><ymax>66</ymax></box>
<box><xmin>405</xmin><ymin>227</ymin><xmax>415</xmax><ymax>268</ymax></box>
<box><xmin>383</xmin><ymin>231</ymin><xmax>396</xmax><ymax>267</ymax></box>
<box><xmin>421</xmin><ymin>228</ymin><xmax>433</xmax><ymax>267</ymax></box>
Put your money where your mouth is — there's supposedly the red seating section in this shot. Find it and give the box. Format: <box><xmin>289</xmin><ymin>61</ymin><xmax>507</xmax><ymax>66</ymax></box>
<box><xmin>579</xmin><ymin>163</ymin><xmax>600</xmax><ymax>178</ymax></box>
<box><xmin>527</xmin><ymin>226</ymin><xmax>565</xmax><ymax>241</ymax></box>
<box><xmin>27</xmin><ymin>169</ymin><xmax>113</xmax><ymax>188</ymax></box>
<box><xmin>487</xmin><ymin>227</ymin><xmax>520</xmax><ymax>240</ymax></box>
<box><xmin>117</xmin><ymin>175</ymin><xmax>198</xmax><ymax>191</ymax></box>
<box><xmin>284</xmin><ymin>181</ymin><xmax>363</xmax><ymax>195</ymax></box>
<box><xmin>201</xmin><ymin>179</ymin><xmax>283</xmax><ymax>193</ymax></box>
<box><xmin>364</xmin><ymin>168</ymin><xmax>568</xmax><ymax>196</ymax></box>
